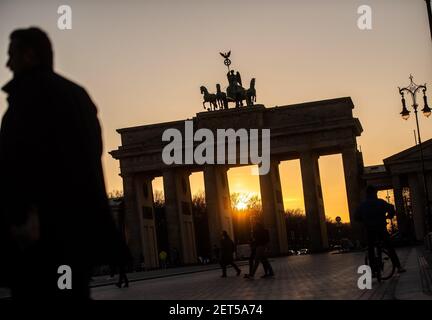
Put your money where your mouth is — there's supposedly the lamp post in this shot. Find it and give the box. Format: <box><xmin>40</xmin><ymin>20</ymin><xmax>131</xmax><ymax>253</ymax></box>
<box><xmin>335</xmin><ymin>216</ymin><xmax>342</xmax><ymax>244</ymax></box>
<box><xmin>398</xmin><ymin>75</ymin><xmax>431</xmax><ymax>234</ymax></box>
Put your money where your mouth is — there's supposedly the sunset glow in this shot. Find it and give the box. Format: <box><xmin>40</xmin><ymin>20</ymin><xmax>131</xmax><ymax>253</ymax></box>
<box><xmin>1</xmin><ymin>0</ymin><xmax>431</xmax><ymax>225</ymax></box>
<box><xmin>233</xmin><ymin>192</ymin><xmax>258</xmax><ymax>211</ymax></box>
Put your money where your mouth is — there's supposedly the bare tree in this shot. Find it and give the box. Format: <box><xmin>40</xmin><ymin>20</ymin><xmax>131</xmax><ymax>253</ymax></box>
<box><xmin>108</xmin><ymin>189</ymin><xmax>123</xmax><ymax>199</ymax></box>
<box><xmin>153</xmin><ymin>190</ymin><xmax>165</xmax><ymax>208</ymax></box>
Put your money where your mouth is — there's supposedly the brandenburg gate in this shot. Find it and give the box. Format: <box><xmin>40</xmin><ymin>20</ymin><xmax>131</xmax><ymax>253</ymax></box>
<box><xmin>111</xmin><ymin>53</ymin><xmax>363</xmax><ymax>268</ymax></box>
<box><xmin>110</xmin><ymin>98</ymin><xmax>363</xmax><ymax>269</ymax></box>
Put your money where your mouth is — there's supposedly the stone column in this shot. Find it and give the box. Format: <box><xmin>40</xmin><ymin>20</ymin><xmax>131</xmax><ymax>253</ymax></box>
<box><xmin>122</xmin><ymin>174</ymin><xmax>144</xmax><ymax>270</ymax></box>
<box><xmin>203</xmin><ymin>165</ymin><xmax>233</xmax><ymax>252</ymax></box>
<box><xmin>392</xmin><ymin>175</ymin><xmax>408</xmax><ymax>236</ymax></box>
<box><xmin>299</xmin><ymin>152</ymin><xmax>329</xmax><ymax>252</ymax></box>
<box><xmin>163</xmin><ymin>169</ymin><xmax>197</xmax><ymax>264</ymax></box>
<box><xmin>408</xmin><ymin>173</ymin><xmax>426</xmax><ymax>240</ymax></box>
<box><xmin>134</xmin><ymin>175</ymin><xmax>159</xmax><ymax>269</ymax></box>
<box><xmin>341</xmin><ymin>147</ymin><xmax>364</xmax><ymax>243</ymax></box>
<box><xmin>259</xmin><ymin>161</ymin><xmax>288</xmax><ymax>255</ymax></box>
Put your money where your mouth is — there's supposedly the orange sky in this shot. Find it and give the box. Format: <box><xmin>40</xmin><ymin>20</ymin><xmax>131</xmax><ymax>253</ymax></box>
<box><xmin>1</xmin><ymin>0</ymin><xmax>431</xmax><ymax>222</ymax></box>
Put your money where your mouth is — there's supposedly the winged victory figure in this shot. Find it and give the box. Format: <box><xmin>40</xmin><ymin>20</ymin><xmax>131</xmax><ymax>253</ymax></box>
<box><xmin>219</xmin><ymin>51</ymin><xmax>231</xmax><ymax>59</ymax></box>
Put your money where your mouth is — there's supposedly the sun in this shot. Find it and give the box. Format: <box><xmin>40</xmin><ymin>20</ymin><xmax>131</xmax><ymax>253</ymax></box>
<box><xmin>235</xmin><ymin>198</ymin><xmax>248</xmax><ymax>210</ymax></box>
<box><xmin>234</xmin><ymin>192</ymin><xmax>255</xmax><ymax>211</ymax></box>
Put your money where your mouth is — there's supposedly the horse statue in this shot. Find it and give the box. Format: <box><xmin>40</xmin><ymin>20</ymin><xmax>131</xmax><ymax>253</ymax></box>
<box><xmin>216</xmin><ymin>84</ymin><xmax>228</xmax><ymax>109</ymax></box>
<box><xmin>200</xmin><ymin>86</ymin><xmax>217</xmax><ymax>111</ymax></box>
<box><xmin>246</xmin><ymin>78</ymin><xmax>256</xmax><ymax>104</ymax></box>
<box><xmin>226</xmin><ymin>70</ymin><xmax>255</xmax><ymax>107</ymax></box>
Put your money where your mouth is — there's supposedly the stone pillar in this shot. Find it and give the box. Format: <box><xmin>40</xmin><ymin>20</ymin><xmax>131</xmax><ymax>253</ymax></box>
<box><xmin>163</xmin><ymin>169</ymin><xmax>197</xmax><ymax>264</ymax></box>
<box><xmin>299</xmin><ymin>152</ymin><xmax>329</xmax><ymax>252</ymax></box>
<box><xmin>408</xmin><ymin>173</ymin><xmax>426</xmax><ymax>240</ymax></box>
<box><xmin>122</xmin><ymin>174</ymin><xmax>144</xmax><ymax>270</ymax></box>
<box><xmin>134</xmin><ymin>175</ymin><xmax>159</xmax><ymax>269</ymax></box>
<box><xmin>392</xmin><ymin>175</ymin><xmax>408</xmax><ymax>236</ymax></box>
<box><xmin>259</xmin><ymin>161</ymin><xmax>288</xmax><ymax>255</ymax></box>
<box><xmin>203</xmin><ymin>165</ymin><xmax>233</xmax><ymax>252</ymax></box>
<box><xmin>341</xmin><ymin>147</ymin><xmax>364</xmax><ymax>243</ymax></box>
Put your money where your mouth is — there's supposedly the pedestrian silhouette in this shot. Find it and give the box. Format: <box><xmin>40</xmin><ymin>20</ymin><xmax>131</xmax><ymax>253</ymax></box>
<box><xmin>170</xmin><ymin>247</ymin><xmax>180</xmax><ymax>266</ymax></box>
<box><xmin>112</xmin><ymin>235</ymin><xmax>131</xmax><ymax>288</ymax></box>
<box><xmin>219</xmin><ymin>231</ymin><xmax>241</xmax><ymax>278</ymax></box>
<box><xmin>159</xmin><ymin>250</ymin><xmax>168</xmax><ymax>269</ymax></box>
<box><xmin>245</xmin><ymin>223</ymin><xmax>274</xmax><ymax>279</ymax></box>
<box><xmin>115</xmin><ymin>265</ymin><xmax>129</xmax><ymax>289</ymax></box>
<box><xmin>0</xmin><ymin>27</ymin><xmax>124</xmax><ymax>299</ymax></box>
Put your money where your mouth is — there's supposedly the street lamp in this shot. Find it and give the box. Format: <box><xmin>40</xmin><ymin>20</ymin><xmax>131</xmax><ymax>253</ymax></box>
<box><xmin>398</xmin><ymin>75</ymin><xmax>431</xmax><ymax>234</ymax></box>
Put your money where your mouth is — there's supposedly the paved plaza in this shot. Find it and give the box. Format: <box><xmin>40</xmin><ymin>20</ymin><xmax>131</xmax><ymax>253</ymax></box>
<box><xmin>0</xmin><ymin>246</ymin><xmax>430</xmax><ymax>300</ymax></box>
<box><xmin>91</xmin><ymin>246</ymin><xmax>432</xmax><ymax>300</ymax></box>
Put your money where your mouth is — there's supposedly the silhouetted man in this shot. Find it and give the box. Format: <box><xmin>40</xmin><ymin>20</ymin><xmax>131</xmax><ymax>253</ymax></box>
<box><xmin>355</xmin><ymin>186</ymin><xmax>406</xmax><ymax>274</ymax></box>
<box><xmin>245</xmin><ymin>223</ymin><xmax>274</xmax><ymax>279</ymax></box>
<box><xmin>219</xmin><ymin>231</ymin><xmax>241</xmax><ymax>278</ymax></box>
<box><xmin>0</xmin><ymin>27</ymin><xmax>122</xmax><ymax>299</ymax></box>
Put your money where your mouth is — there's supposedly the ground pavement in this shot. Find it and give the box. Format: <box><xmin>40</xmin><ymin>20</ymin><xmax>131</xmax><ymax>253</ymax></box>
<box><xmin>1</xmin><ymin>246</ymin><xmax>430</xmax><ymax>300</ymax></box>
<box><xmin>91</xmin><ymin>246</ymin><xmax>432</xmax><ymax>300</ymax></box>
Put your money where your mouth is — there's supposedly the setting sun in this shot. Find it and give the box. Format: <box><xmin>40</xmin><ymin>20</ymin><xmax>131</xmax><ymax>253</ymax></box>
<box><xmin>234</xmin><ymin>193</ymin><xmax>252</xmax><ymax>210</ymax></box>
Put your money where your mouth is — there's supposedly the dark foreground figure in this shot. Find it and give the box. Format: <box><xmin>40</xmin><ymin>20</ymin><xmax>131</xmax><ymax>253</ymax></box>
<box><xmin>220</xmin><ymin>231</ymin><xmax>241</xmax><ymax>278</ymax></box>
<box><xmin>114</xmin><ymin>264</ymin><xmax>130</xmax><ymax>289</ymax></box>
<box><xmin>355</xmin><ymin>186</ymin><xmax>406</xmax><ymax>275</ymax></box>
<box><xmin>0</xmin><ymin>27</ymin><xmax>124</xmax><ymax>299</ymax></box>
<box><xmin>244</xmin><ymin>223</ymin><xmax>274</xmax><ymax>279</ymax></box>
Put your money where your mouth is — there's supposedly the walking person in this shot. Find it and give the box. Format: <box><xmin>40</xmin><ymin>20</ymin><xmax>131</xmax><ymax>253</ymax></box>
<box><xmin>116</xmin><ymin>241</ymin><xmax>131</xmax><ymax>288</ymax></box>
<box><xmin>170</xmin><ymin>247</ymin><xmax>179</xmax><ymax>267</ymax></box>
<box><xmin>108</xmin><ymin>231</ymin><xmax>131</xmax><ymax>289</ymax></box>
<box><xmin>159</xmin><ymin>250</ymin><xmax>168</xmax><ymax>269</ymax></box>
<box><xmin>115</xmin><ymin>264</ymin><xmax>129</xmax><ymax>288</ymax></box>
<box><xmin>220</xmin><ymin>231</ymin><xmax>241</xmax><ymax>278</ymax></box>
<box><xmin>245</xmin><ymin>223</ymin><xmax>274</xmax><ymax>279</ymax></box>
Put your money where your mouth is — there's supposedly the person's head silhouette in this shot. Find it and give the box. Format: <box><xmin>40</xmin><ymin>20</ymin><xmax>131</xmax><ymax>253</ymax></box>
<box><xmin>6</xmin><ymin>27</ymin><xmax>53</xmax><ymax>76</ymax></box>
